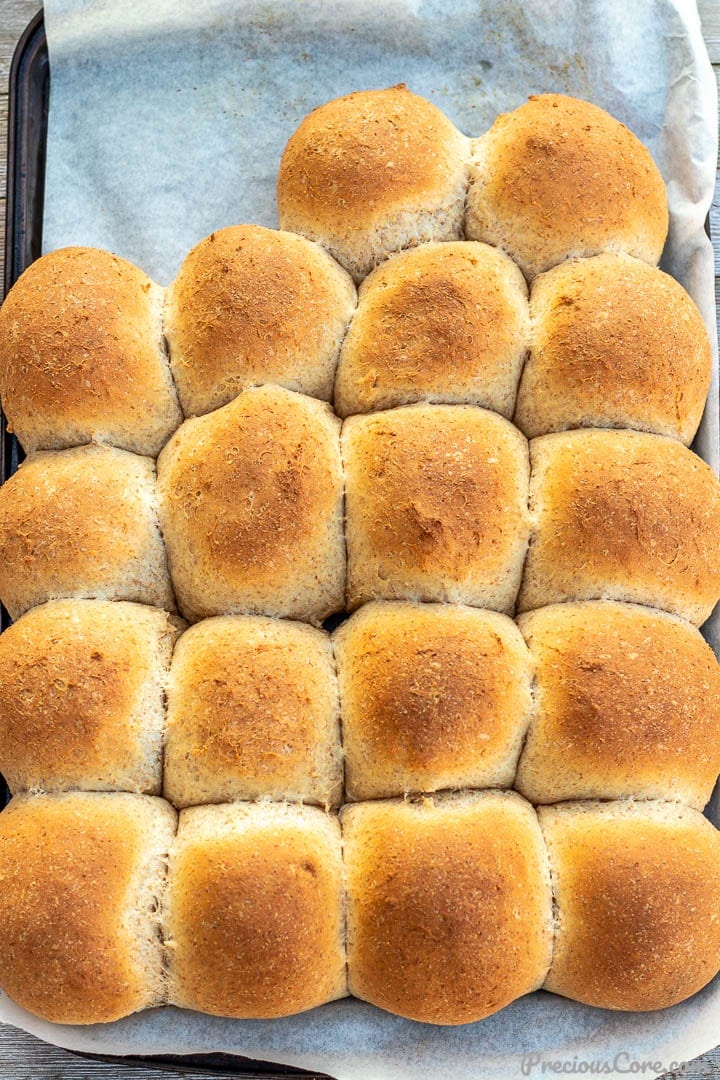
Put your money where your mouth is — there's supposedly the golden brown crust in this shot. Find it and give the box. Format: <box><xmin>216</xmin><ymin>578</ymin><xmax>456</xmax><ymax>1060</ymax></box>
<box><xmin>540</xmin><ymin>802</ymin><xmax>720</xmax><ymax>1011</ymax></box>
<box><xmin>279</xmin><ymin>86</ymin><xmax>463</xmax><ymax>226</ymax></box>
<box><xmin>518</xmin><ymin>430</ymin><xmax>720</xmax><ymax>625</ymax></box>
<box><xmin>516</xmin><ymin>602</ymin><xmax>720</xmax><ymax>806</ymax></box>
<box><xmin>157</xmin><ymin>384</ymin><xmax>345</xmax><ymax>623</ymax></box>
<box><xmin>0</xmin><ymin>444</ymin><xmax>175</xmax><ymax>620</ymax></box>
<box><xmin>0</xmin><ymin>600</ymin><xmax>177</xmax><ymax>795</ymax></box>
<box><xmin>343</xmin><ymin>404</ymin><xmax>530</xmax><ymax>611</ymax></box>
<box><xmin>278</xmin><ymin>86</ymin><xmax>469</xmax><ymax>280</ymax></box>
<box><xmin>163</xmin><ymin>616</ymin><xmax>342</xmax><ymax>808</ymax></box>
<box><xmin>334</xmin><ymin>602</ymin><xmax>533</xmax><ymax>799</ymax></box>
<box><xmin>515</xmin><ymin>254</ymin><xmax>711</xmax><ymax>443</ymax></box>
<box><xmin>0</xmin><ymin>246</ymin><xmax>181</xmax><ymax>455</ymax></box>
<box><xmin>334</xmin><ymin>241</ymin><xmax>529</xmax><ymax>418</ymax></box>
<box><xmin>342</xmin><ymin>792</ymin><xmax>552</xmax><ymax>1025</ymax></box>
<box><xmin>167</xmin><ymin>803</ymin><xmax>346</xmax><ymax>1018</ymax></box>
<box><xmin>466</xmin><ymin>94</ymin><xmax>668</xmax><ymax>278</ymax></box>
<box><xmin>0</xmin><ymin>792</ymin><xmax>175</xmax><ymax>1024</ymax></box>
<box><xmin>165</xmin><ymin>226</ymin><xmax>356</xmax><ymax>416</ymax></box>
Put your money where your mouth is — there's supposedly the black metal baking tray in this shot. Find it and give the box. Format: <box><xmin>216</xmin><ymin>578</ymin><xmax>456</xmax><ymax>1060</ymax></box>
<box><xmin>2</xmin><ymin>11</ymin><xmax>331</xmax><ymax>1079</ymax></box>
<box><xmin>0</xmin><ymin>5</ymin><xmax>43</xmax><ymax>615</ymax></box>
<box><xmin>0</xmin><ymin>7</ymin><xmax>45</xmax><ymax>797</ymax></box>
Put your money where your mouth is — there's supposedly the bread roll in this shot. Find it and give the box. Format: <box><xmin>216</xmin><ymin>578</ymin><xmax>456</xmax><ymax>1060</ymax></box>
<box><xmin>0</xmin><ymin>444</ymin><xmax>175</xmax><ymax>620</ymax></box>
<box><xmin>518</xmin><ymin>430</ymin><xmax>720</xmax><ymax>625</ymax></box>
<box><xmin>334</xmin><ymin>602</ymin><xmax>533</xmax><ymax>800</ymax></box>
<box><xmin>342</xmin><ymin>792</ymin><xmax>552</xmax><ymax>1025</ymax></box>
<box><xmin>465</xmin><ymin>94</ymin><xmax>668</xmax><ymax>279</ymax></box>
<box><xmin>0</xmin><ymin>791</ymin><xmax>176</xmax><ymax>1024</ymax></box>
<box><xmin>277</xmin><ymin>85</ymin><xmax>469</xmax><ymax>281</ymax></box>
<box><xmin>157</xmin><ymin>384</ymin><xmax>345</xmax><ymax>623</ymax></box>
<box><xmin>334</xmin><ymin>241</ymin><xmax>530</xmax><ymax>418</ymax></box>
<box><xmin>165</xmin><ymin>802</ymin><xmax>346</xmax><ymax>1018</ymax></box>
<box><xmin>342</xmin><ymin>404</ymin><xmax>530</xmax><ymax>611</ymax></box>
<box><xmin>0</xmin><ymin>247</ymin><xmax>181</xmax><ymax>456</ymax></box>
<box><xmin>164</xmin><ymin>615</ymin><xmax>342</xmax><ymax>808</ymax></box>
<box><xmin>165</xmin><ymin>225</ymin><xmax>356</xmax><ymax>416</ymax></box>
<box><xmin>514</xmin><ymin>254</ymin><xmax>711</xmax><ymax>443</ymax></box>
<box><xmin>539</xmin><ymin>801</ymin><xmax>720</xmax><ymax>1011</ymax></box>
<box><xmin>515</xmin><ymin>602</ymin><xmax>720</xmax><ymax>808</ymax></box>
<box><xmin>0</xmin><ymin>600</ymin><xmax>179</xmax><ymax>796</ymax></box>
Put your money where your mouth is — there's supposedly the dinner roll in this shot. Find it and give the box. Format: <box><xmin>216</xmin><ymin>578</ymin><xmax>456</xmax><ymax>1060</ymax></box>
<box><xmin>165</xmin><ymin>802</ymin><xmax>346</xmax><ymax>1018</ymax></box>
<box><xmin>0</xmin><ymin>444</ymin><xmax>175</xmax><ymax>620</ymax></box>
<box><xmin>334</xmin><ymin>241</ymin><xmax>530</xmax><ymax>418</ymax></box>
<box><xmin>165</xmin><ymin>225</ymin><xmax>356</xmax><ymax>416</ymax></box>
<box><xmin>0</xmin><ymin>247</ymin><xmax>181</xmax><ymax>456</ymax></box>
<box><xmin>514</xmin><ymin>254</ymin><xmax>712</xmax><ymax>443</ymax></box>
<box><xmin>164</xmin><ymin>616</ymin><xmax>342</xmax><ymax>808</ymax></box>
<box><xmin>540</xmin><ymin>801</ymin><xmax>720</xmax><ymax>1011</ymax></box>
<box><xmin>157</xmin><ymin>384</ymin><xmax>344</xmax><ymax>623</ymax></box>
<box><xmin>342</xmin><ymin>404</ymin><xmax>530</xmax><ymax>611</ymax></box>
<box><xmin>515</xmin><ymin>602</ymin><xmax>720</xmax><ymax>808</ymax></box>
<box><xmin>518</xmin><ymin>430</ymin><xmax>720</xmax><ymax>625</ymax></box>
<box><xmin>342</xmin><ymin>792</ymin><xmax>552</xmax><ymax>1025</ymax></box>
<box><xmin>466</xmin><ymin>94</ymin><xmax>668</xmax><ymax>279</ymax></box>
<box><xmin>277</xmin><ymin>85</ymin><xmax>469</xmax><ymax>281</ymax></box>
<box><xmin>0</xmin><ymin>791</ymin><xmax>176</xmax><ymax>1024</ymax></box>
<box><xmin>0</xmin><ymin>600</ymin><xmax>179</xmax><ymax>796</ymax></box>
<box><xmin>334</xmin><ymin>602</ymin><xmax>533</xmax><ymax>800</ymax></box>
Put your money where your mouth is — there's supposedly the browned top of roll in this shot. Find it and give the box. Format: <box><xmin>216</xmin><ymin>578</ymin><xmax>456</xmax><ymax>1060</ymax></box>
<box><xmin>167</xmin><ymin>802</ymin><xmax>346</xmax><ymax>1018</ymax></box>
<box><xmin>162</xmin><ymin>390</ymin><xmax>325</xmax><ymax>571</ymax></box>
<box><xmin>334</xmin><ymin>602</ymin><xmax>532</xmax><ymax>799</ymax></box>
<box><xmin>279</xmin><ymin>85</ymin><xmax>464</xmax><ymax>233</ymax></box>
<box><xmin>0</xmin><ymin>444</ymin><xmax>175</xmax><ymax>620</ymax></box>
<box><xmin>334</xmin><ymin>241</ymin><xmax>530</xmax><ymax>418</ymax></box>
<box><xmin>157</xmin><ymin>384</ymin><xmax>344</xmax><ymax>623</ymax></box>
<box><xmin>0</xmin><ymin>246</ymin><xmax>181</xmax><ymax>455</ymax></box>
<box><xmin>0</xmin><ymin>599</ymin><xmax>178</xmax><ymax>795</ymax></box>
<box><xmin>515</xmin><ymin>601</ymin><xmax>720</xmax><ymax>807</ymax></box>
<box><xmin>342</xmin><ymin>791</ymin><xmax>552</xmax><ymax>1025</ymax></box>
<box><xmin>165</xmin><ymin>225</ymin><xmax>356</xmax><ymax>416</ymax></box>
<box><xmin>163</xmin><ymin>615</ymin><xmax>342</xmax><ymax>808</ymax></box>
<box><xmin>0</xmin><ymin>791</ymin><xmax>176</xmax><ymax>1024</ymax></box>
<box><xmin>515</xmin><ymin>253</ymin><xmax>711</xmax><ymax>443</ymax></box>
<box><xmin>466</xmin><ymin>94</ymin><xmax>668</xmax><ymax>278</ymax></box>
<box><xmin>519</xmin><ymin>430</ymin><xmax>720</xmax><ymax>625</ymax></box>
<box><xmin>540</xmin><ymin>801</ymin><xmax>720</xmax><ymax>1011</ymax></box>
<box><xmin>277</xmin><ymin>86</ymin><xmax>468</xmax><ymax>280</ymax></box>
<box><xmin>343</xmin><ymin>404</ymin><xmax>530</xmax><ymax>611</ymax></box>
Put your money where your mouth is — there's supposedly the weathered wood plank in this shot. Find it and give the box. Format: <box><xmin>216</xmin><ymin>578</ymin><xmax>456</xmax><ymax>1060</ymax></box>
<box><xmin>699</xmin><ymin>0</ymin><xmax>720</xmax><ymax>62</ymax></box>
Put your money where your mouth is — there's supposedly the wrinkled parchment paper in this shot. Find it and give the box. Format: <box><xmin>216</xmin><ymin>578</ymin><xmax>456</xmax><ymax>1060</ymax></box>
<box><xmin>4</xmin><ymin>0</ymin><xmax>718</xmax><ymax>1076</ymax></box>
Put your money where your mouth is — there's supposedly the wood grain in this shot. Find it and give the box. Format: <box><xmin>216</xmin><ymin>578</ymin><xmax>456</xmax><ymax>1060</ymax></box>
<box><xmin>700</xmin><ymin>0</ymin><xmax>720</xmax><ymax>62</ymax></box>
<box><xmin>0</xmin><ymin>1</ymin><xmax>718</xmax><ymax>1077</ymax></box>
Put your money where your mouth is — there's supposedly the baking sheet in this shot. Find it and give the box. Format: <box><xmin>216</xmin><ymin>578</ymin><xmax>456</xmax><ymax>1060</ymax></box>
<box><xmin>4</xmin><ymin>0</ymin><xmax>719</xmax><ymax>1076</ymax></box>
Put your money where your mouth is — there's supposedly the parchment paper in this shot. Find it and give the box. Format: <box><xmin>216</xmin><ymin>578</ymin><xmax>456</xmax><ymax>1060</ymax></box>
<box><xmin>5</xmin><ymin>0</ymin><xmax>718</xmax><ymax>1075</ymax></box>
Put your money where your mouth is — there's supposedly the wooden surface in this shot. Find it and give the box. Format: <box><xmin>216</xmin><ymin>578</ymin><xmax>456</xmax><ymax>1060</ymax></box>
<box><xmin>0</xmin><ymin>1</ymin><xmax>719</xmax><ymax>1077</ymax></box>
